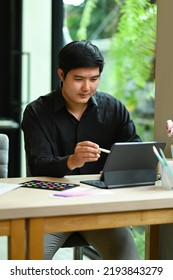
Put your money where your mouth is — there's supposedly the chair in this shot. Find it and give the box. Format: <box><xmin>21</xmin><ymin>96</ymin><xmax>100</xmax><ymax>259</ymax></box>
<box><xmin>62</xmin><ymin>232</ymin><xmax>90</xmax><ymax>260</ymax></box>
<box><xmin>25</xmin><ymin>155</ymin><xmax>100</xmax><ymax>259</ymax></box>
<box><xmin>62</xmin><ymin>233</ymin><xmax>101</xmax><ymax>260</ymax></box>
<box><xmin>0</xmin><ymin>134</ymin><xmax>9</xmax><ymax>178</ymax></box>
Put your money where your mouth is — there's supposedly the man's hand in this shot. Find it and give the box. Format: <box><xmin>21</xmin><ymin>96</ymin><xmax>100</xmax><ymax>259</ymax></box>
<box><xmin>166</xmin><ymin>120</ymin><xmax>173</xmax><ymax>137</ymax></box>
<box><xmin>67</xmin><ymin>141</ymin><xmax>101</xmax><ymax>170</ymax></box>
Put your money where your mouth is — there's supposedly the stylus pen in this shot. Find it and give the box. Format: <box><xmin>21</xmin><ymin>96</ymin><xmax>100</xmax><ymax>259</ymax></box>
<box><xmin>99</xmin><ymin>148</ymin><xmax>110</xmax><ymax>154</ymax></box>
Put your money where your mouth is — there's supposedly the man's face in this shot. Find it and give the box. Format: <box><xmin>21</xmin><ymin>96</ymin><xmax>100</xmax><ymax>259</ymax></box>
<box><xmin>58</xmin><ymin>67</ymin><xmax>100</xmax><ymax>106</ymax></box>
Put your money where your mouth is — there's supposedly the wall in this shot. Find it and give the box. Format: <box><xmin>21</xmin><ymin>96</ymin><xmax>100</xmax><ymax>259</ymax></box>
<box><xmin>21</xmin><ymin>0</ymin><xmax>52</xmax><ymax>176</ymax></box>
<box><xmin>154</xmin><ymin>0</ymin><xmax>173</xmax><ymax>157</ymax></box>
<box><xmin>22</xmin><ymin>0</ymin><xmax>52</xmax><ymax>103</ymax></box>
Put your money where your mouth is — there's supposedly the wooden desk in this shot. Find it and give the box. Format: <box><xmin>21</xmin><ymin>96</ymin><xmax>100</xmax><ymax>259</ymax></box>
<box><xmin>0</xmin><ymin>177</ymin><xmax>26</xmax><ymax>259</ymax></box>
<box><xmin>1</xmin><ymin>175</ymin><xmax>173</xmax><ymax>260</ymax></box>
<box><xmin>0</xmin><ymin>219</ymin><xmax>25</xmax><ymax>259</ymax></box>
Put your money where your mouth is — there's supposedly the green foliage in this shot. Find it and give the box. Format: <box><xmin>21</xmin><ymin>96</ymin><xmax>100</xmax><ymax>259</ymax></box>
<box><xmin>133</xmin><ymin>226</ymin><xmax>145</xmax><ymax>259</ymax></box>
<box><xmin>109</xmin><ymin>0</ymin><xmax>157</xmax><ymax>110</ymax></box>
<box><xmin>65</xmin><ymin>0</ymin><xmax>118</xmax><ymax>40</ymax></box>
<box><xmin>77</xmin><ymin>0</ymin><xmax>99</xmax><ymax>39</ymax></box>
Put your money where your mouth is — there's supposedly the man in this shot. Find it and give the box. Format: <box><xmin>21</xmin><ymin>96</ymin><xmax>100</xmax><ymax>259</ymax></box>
<box><xmin>22</xmin><ymin>40</ymin><xmax>141</xmax><ymax>260</ymax></box>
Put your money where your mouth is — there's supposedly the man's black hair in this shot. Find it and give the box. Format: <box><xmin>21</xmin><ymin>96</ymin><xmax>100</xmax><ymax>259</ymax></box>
<box><xmin>58</xmin><ymin>40</ymin><xmax>104</xmax><ymax>78</ymax></box>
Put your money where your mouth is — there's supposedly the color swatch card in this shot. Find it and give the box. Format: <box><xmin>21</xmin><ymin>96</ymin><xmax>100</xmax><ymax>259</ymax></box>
<box><xmin>20</xmin><ymin>180</ymin><xmax>79</xmax><ymax>191</ymax></box>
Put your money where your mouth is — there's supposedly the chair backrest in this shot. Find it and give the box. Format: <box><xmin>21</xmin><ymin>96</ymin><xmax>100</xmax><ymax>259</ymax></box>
<box><xmin>0</xmin><ymin>134</ymin><xmax>9</xmax><ymax>178</ymax></box>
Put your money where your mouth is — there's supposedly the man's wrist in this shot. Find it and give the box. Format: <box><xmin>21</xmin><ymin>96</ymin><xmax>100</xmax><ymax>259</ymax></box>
<box><xmin>67</xmin><ymin>155</ymin><xmax>76</xmax><ymax>170</ymax></box>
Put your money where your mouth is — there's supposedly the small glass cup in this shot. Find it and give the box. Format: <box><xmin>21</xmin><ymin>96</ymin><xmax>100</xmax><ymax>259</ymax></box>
<box><xmin>161</xmin><ymin>159</ymin><xmax>173</xmax><ymax>190</ymax></box>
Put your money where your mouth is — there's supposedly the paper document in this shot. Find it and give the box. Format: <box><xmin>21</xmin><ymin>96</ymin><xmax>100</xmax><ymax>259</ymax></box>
<box><xmin>49</xmin><ymin>186</ymin><xmax>112</xmax><ymax>198</ymax></box>
<box><xmin>0</xmin><ymin>183</ymin><xmax>19</xmax><ymax>196</ymax></box>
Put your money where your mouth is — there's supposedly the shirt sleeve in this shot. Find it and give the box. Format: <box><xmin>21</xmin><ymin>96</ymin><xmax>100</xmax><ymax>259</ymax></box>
<box><xmin>21</xmin><ymin>105</ymin><xmax>72</xmax><ymax>177</ymax></box>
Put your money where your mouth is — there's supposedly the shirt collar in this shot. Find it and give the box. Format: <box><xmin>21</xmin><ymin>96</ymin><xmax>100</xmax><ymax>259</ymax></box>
<box><xmin>53</xmin><ymin>87</ymin><xmax>66</xmax><ymax>113</ymax></box>
<box><xmin>90</xmin><ymin>94</ymin><xmax>98</xmax><ymax>107</ymax></box>
<box><xmin>53</xmin><ymin>87</ymin><xmax>98</xmax><ymax>113</ymax></box>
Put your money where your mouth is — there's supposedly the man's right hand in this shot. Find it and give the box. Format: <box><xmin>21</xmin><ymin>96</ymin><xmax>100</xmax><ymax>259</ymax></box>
<box><xmin>67</xmin><ymin>141</ymin><xmax>101</xmax><ymax>170</ymax></box>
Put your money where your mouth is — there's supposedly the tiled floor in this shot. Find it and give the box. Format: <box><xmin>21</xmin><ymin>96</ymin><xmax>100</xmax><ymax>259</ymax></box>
<box><xmin>0</xmin><ymin>236</ymin><xmax>89</xmax><ymax>260</ymax></box>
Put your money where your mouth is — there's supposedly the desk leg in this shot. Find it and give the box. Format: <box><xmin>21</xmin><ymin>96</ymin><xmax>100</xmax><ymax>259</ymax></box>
<box><xmin>145</xmin><ymin>225</ymin><xmax>159</xmax><ymax>259</ymax></box>
<box><xmin>8</xmin><ymin>219</ymin><xmax>25</xmax><ymax>260</ymax></box>
<box><xmin>27</xmin><ymin>218</ymin><xmax>44</xmax><ymax>260</ymax></box>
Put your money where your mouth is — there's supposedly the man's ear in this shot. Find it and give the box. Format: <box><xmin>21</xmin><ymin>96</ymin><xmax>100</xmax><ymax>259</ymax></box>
<box><xmin>57</xmin><ymin>68</ymin><xmax>64</xmax><ymax>81</ymax></box>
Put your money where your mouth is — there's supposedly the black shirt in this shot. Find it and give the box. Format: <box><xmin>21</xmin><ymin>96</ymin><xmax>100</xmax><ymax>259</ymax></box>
<box><xmin>21</xmin><ymin>87</ymin><xmax>141</xmax><ymax>177</ymax></box>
